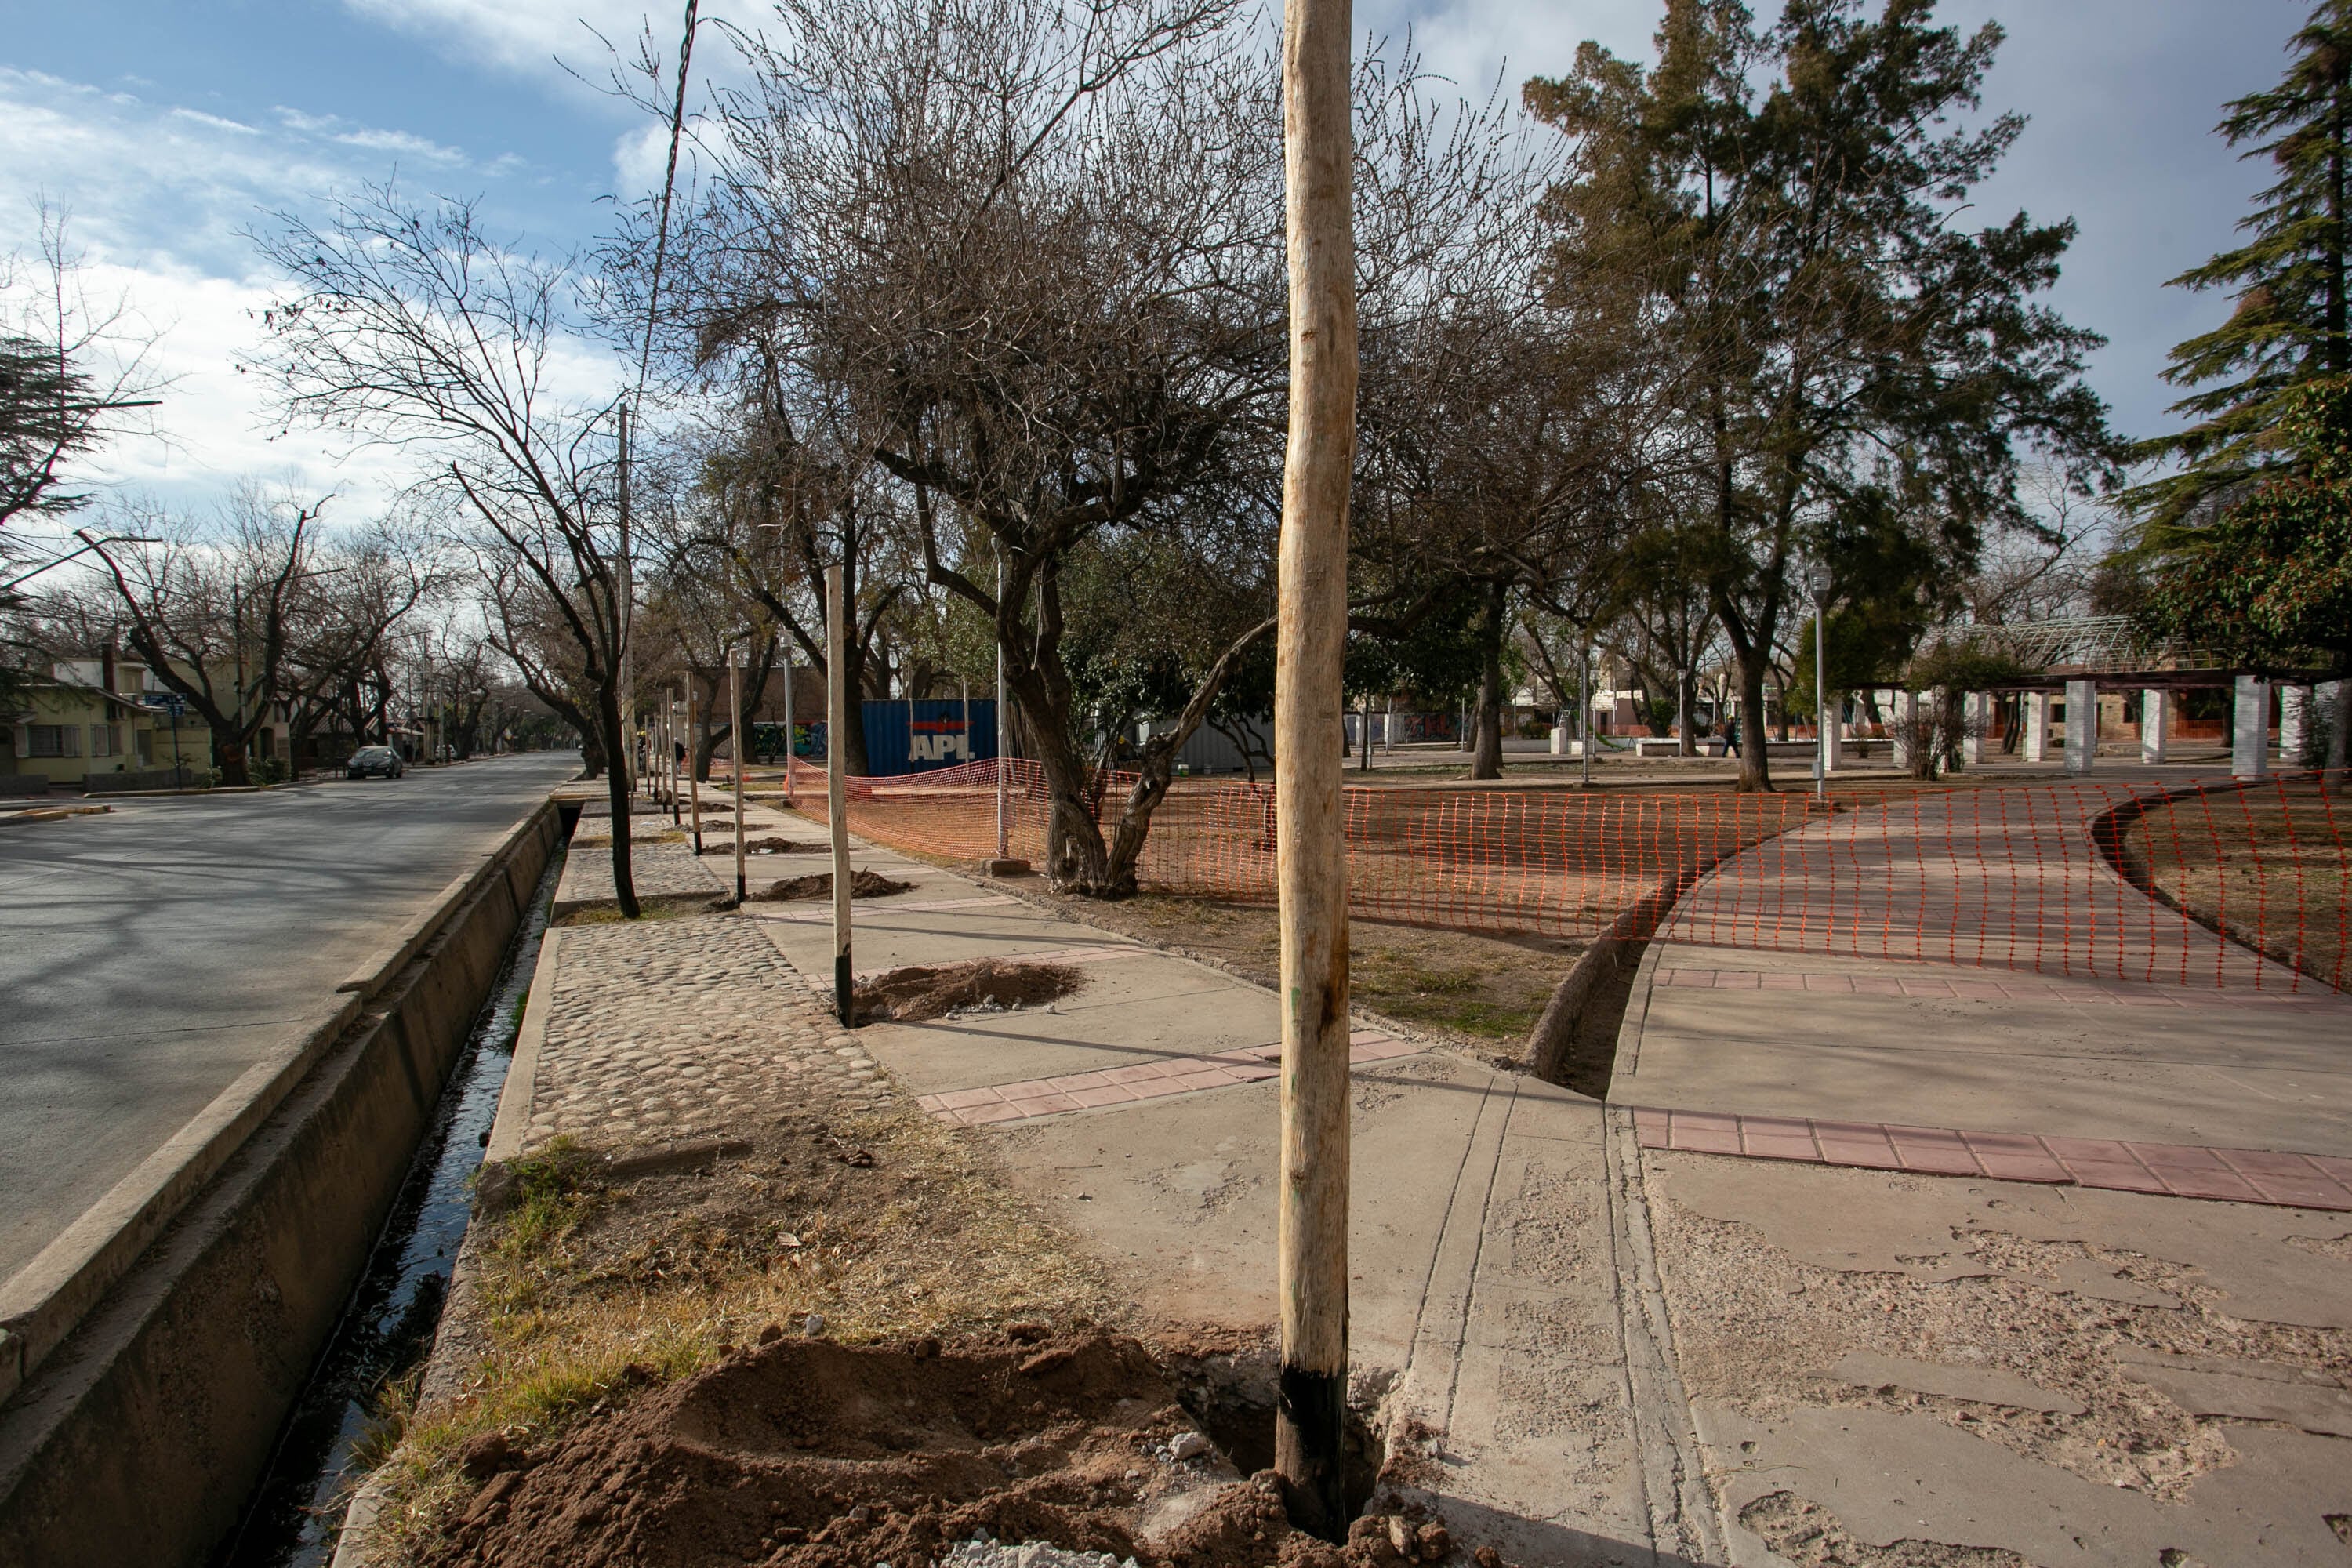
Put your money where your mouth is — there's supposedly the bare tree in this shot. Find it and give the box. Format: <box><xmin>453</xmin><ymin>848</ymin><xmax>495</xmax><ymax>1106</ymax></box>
<box><xmin>250</xmin><ymin>189</ymin><xmax>644</xmax><ymax>914</ymax></box>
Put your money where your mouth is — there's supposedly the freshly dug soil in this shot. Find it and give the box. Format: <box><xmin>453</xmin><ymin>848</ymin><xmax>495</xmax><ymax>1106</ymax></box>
<box><xmin>707</xmin><ymin>837</ymin><xmax>830</xmax><ymax>857</ymax></box>
<box><xmin>751</xmin><ymin>869</ymin><xmax>916</xmax><ymax>902</ymax></box>
<box><xmin>430</xmin><ymin>1331</ymin><xmax>1431</xmax><ymax>1568</ymax></box>
<box><xmin>855</xmin><ymin>959</ymin><xmax>1083</xmax><ymax>1024</ymax></box>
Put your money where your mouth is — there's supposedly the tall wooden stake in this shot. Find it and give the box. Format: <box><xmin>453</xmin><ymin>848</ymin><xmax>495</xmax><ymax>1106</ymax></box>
<box><xmin>995</xmin><ymin>553</ymin><xmax>1010</xmax><ymax>859</ymax></box>
<box><xmin>1274</xmin><ymin>0</ymin><xmax>1356</xmax><ymax>1537</ymax></box>
<box><xmin>729</xmin><ymin>652</ymin><xmax>747</xmax><ymax>902</ymax></box>
<box><xmin>826</xmin><ymin>563</ymin><xmax>855</xmax><ymax>1025</ymax></box>
<box><xmin>685</xmin><ymin>681</ymin><xmax>704</xmax><ymax>853</ymax></box>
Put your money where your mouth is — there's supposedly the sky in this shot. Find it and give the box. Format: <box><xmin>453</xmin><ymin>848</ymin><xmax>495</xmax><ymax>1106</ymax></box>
<box><xmin>0</xmin><ymin>0</ymin><xmax>2314</xmax><ymax>539</ymax></box>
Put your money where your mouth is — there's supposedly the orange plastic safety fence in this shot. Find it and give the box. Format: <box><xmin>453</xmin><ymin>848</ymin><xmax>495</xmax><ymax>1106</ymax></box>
<box><xmin>779</xmin><ymin>760</ymin><xmax>2348</xmax><ymax>994</ymax></box>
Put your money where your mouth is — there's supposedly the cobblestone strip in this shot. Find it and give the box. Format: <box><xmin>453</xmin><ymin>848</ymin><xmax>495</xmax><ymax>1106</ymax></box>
<box><xmin>554</xmin><ymin>835</ymin><xmax>724</xmax><ymax>912</ymax></box>
<box><xmin>524</xmin><ymin>912</ymin><xmax>884</xmax><ymax>1152</ymax></box>
<box><xmin>1628</xmin><ymin>1106</ymin><xmax>2352</xmax><ymax>1210</ymax></box>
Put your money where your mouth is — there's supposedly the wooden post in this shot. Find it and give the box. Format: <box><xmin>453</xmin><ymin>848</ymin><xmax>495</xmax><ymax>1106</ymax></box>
<box><xmin>730</xmin><ymin>652</ymin><xmax>748</xmax><ymax>902</ymax></box>
<box><xmin>670</xmin><ymin>688</ymin><xmax>684</xmax><ymax>822</ymax></box>
<box><xmin>826</xmin><ymin>563</ymin><xmax>855</xmax><ymax>1025</ymax></box>
<box><xmin>996</xmin><ymin>552</ymin><xmax>1011</xmax><ymax>859</ymax></box>
<box><xmin>1273</xmin><ymin>0</ymin><xmax>1356</xmax><ymax>1537</ymax></box>
<box><xmin>685</xmin><ymin>681</ymin><xmax>704</xmax><ymax>853</ymax></box>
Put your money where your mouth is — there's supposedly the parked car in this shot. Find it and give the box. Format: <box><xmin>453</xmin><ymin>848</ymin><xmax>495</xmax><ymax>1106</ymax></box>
<box><xmin>347</xmin><ymin>746</ymin><xmax>405</xmax><ymax>780</ymax></box>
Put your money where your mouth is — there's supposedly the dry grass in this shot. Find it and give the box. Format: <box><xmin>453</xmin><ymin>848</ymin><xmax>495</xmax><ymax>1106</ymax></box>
<box><xmin>2126</xmin><ymin>780</ymin><xmax>2351</xmax><ymax>990</ymax></box>
<box><xmin>364</xmin><ymin>1102</ymin><xmax>1119</xmax><ymax>1563</ymax></box>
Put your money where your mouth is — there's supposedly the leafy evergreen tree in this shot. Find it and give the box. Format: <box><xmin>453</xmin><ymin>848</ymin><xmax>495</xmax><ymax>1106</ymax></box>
<box><xmin>2130</xmin><ymin>1</ymin><xmax>2352</xmax><ymax>524</ymax></box>
<box><xmin>2140</xmin><ymin>377</ymin><xmax>2352</xmax><ymax>679</ymax></box>
<box><xmin>1526</xmin><ymin>0</ymin><xmax>2113</xmax><ymax>791</ymax></box>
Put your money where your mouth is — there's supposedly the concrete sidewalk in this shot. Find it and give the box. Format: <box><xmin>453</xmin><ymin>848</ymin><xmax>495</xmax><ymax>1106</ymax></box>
<box><xmin>1609</xmin><ymin>790</ymin><xmax>2352</xmax><ymax>1565</ymax></box>
<box><xmin>722</xmin><ymin>793</ymin><xmax>1713</xmax><ymax>1568</ymax></box>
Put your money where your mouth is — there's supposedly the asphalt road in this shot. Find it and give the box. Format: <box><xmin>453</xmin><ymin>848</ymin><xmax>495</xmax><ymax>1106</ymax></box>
<box><xmin>0</xmin><ymin>754</ymin><xmax>579</xmax><ymax>1283</ymax></box>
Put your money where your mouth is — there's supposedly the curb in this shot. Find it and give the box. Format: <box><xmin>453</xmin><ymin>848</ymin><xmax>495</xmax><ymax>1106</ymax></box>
<box><xmin>481</xmin><ymin>927</ymin><xmax>564</xmax><ymax>1170</ymax></box>
<box><xmin>0</xmin><ymin>806</ymin><xmax>111</xmax><ymax>826</ymax></box>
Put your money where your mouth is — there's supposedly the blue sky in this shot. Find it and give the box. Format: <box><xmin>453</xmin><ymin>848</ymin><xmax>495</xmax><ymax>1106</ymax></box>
<box><xmin>0</xmin><ymin>0</ymin><xmax>2313</xmax><ymax>522</ymax></box>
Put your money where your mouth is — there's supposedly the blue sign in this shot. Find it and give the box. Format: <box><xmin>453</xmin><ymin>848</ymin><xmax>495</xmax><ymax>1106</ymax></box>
<box><xmin>859</xmin><ymin>699</ymin><xmax>999</xmax><ymax>777</ymax></box>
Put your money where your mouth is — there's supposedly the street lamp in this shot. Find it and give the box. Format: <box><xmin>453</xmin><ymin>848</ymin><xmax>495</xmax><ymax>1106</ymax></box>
<box><xmin>1806</xmin><ymin>561</ymin><xmax>1833</xmax><ymax>800</ymax></box>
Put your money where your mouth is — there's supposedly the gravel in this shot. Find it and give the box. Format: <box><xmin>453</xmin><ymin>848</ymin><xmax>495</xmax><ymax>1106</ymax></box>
<box><xmin>940</xmin><ymin>1540</ymin><xmax>1141</xmax><ymax>1568</ymax></box>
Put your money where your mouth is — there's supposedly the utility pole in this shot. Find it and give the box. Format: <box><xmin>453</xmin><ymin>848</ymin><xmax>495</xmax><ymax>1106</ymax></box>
<box><xmin>618</xmin><ymin>404</ymin><xmax>637</xmax><ymax>800</ymax></box>
<box><xmin>826</xmin><ymin>563</ymin><xmax>855</xmax><ymax>1025</ymax></box>
<box><xmin>729</xmin><ymin>648</ymin><xmax>747</xmax><ymax>902</ymax></box>
<box><xmin>1272</xmin><ymin>0</ymin><xmax>1356</xmax><ymax>1535</ymax></box>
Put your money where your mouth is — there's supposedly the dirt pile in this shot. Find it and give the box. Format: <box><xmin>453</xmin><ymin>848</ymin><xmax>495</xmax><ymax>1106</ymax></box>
<box><xmin>428</xmin><ymin>1330</ymin><xmax>1465</xmax><ymax>1568</ymax></box>
<box><xmin>751</xmin><ymin>869</ymin><xmax>916</xmax><ymax>902</ymax></box>
<box><xmin>706</xmin><ymin>837</ymin><xmax>830</xmax><ymax>857</ymax></box>
<box><xmin>857</xmin><ymin>960</ymin><xmax>1083</xmax><ymax>1023</ymax></box>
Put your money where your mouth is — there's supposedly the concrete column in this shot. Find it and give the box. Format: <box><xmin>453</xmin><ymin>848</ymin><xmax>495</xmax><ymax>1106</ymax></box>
<box><xmin>1962</xmin><ymin>691</ymin><xmax>1988</xmax><ymax>766</ymax></box>
<box><xmin>1549</xmin><ymin>724</ymin><xmax>1569</xmax><ymax>757</ymax></box>
<box><xmin>2140</xmin><ymin>688</ymin><xmax>2169</xmax><ymax>764</ymax></box>
<box><xmin>2064</xmin><ymin>678</ymin><xmax>2097</xmax><ymax>775</ymax></box>
<box><xmin>2023</xmin><ymin>692</ymin><xmax>2051</xmax><ymax>763</ymax></box>
<box><xmin>2233</xmin><ymin>673</ymin><xmax>2271</xmax><ymax>779</ymax></box>
<box><xmin>1818</xmin><ymin>698</ymin><xmax>1842</xmax><ymax>774</ymax></box>
<box><xmin>1891</xmin><ymin>689</ymin><xmax>1920</xmax><ymax>771</ymax></box>
<box><xmin>2279</xmin><ymin>684</ymin><xmax>2311</xmax><ymax>767</ymax></box>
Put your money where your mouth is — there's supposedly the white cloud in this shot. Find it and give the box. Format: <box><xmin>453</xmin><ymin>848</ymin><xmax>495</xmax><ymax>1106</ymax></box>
<box><xmin>0</xmin><ymin>69</ymin><xmax>579</xmax><ymax>515</ymax></box>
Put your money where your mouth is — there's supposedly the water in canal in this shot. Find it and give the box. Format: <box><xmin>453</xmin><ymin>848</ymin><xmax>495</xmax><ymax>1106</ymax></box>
<box><xmin>213</xmin><ymin>846</ymin><xmax>564</xmax><ymax>1568</ymax></box>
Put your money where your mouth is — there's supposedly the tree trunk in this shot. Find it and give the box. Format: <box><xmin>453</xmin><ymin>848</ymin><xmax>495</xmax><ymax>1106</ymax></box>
<box><xmin>1678</xmin><ymin>668</ymin><xmax>1697</xmax><ymax>757</ymax></box>
<box><xmin>1735</xmin><ymin>652</ymin><xmax>1773</xmax><ymax>792</ymax></box>
<box><xmin>1471</xmin><ymin>583</ymin><xmax>1505</xmax><ymax>780</ymax></box>
<box><xmin>596</xmin><ymin>677</ymin><xmax>640</xmax><ymax>919</ymax></box>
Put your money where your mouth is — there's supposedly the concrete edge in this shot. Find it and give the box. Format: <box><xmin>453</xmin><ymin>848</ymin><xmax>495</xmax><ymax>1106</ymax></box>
<box><xmin>1607</xmin><ymin>939</ymin><xmax>1668</xmax><ymax>1089</ymax></box>
<box><xmin>340</xmin><ymin>802</ymin><xmax>557</xmax><ymax>1000</ymax></box>
<box><xmin>1600</xmin><ymin>1103</ymin><xmax>1730</xmax><ymax>1565</ymax></box>
<box><xmin>0</xmin><ymin>805</ymin><xmax>111</xmax><ymax>826</ymax></box>
<box><xmin>481</xmin><ymin>926</ymin><xmax>564</xmax><ymax>1168</ymax></box>
<box><xmin>0</xmin><ymin>992</ymin><xmax>362</xmax><ymax>1406</ymax></box>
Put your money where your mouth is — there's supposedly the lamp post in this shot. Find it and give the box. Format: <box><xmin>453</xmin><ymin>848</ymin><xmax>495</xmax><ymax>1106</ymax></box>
<box><xmin>1807</xmin><ymin>562</ymin><xmax>1832</xmax><ymax>801</ymax></box>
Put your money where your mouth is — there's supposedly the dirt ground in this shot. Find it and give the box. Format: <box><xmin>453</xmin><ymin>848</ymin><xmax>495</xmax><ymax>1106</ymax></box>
<box><xmin>364</xmin><ymin>1098</ymin><xmax>1120</xmax><ymax>1563</ymax></box>
<box><xmin>858</xmin><ymin>959</ymin><xmax>1083</xmax><ymax>1024</ymax></box>
<box><xmin>706</xmin><ymin>837</ymin><xmax>830</xmax><ymax>857</ymax></box>
<box><xmin>1025</xmin><ymin>891</ymin><xmax>1580</xmax><ymax>1056</ymax></box>
<box><xmin>752</xmin><ymin>869</ymin><xmax>916</xmax><ymax>902</ymax></box>
<box><xmin>374</xmin><ymin>1087</ymin><xmax>1481</xmax><ymax>1568</ymax></box>
<box><xmin>2125</xmin><ymin>780</ymin><xmax>2350</xmax><ymax>990</ymax></box>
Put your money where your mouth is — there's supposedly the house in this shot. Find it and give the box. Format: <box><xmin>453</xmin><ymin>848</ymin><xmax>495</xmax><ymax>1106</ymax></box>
<box><xmin>2</xmin><ymin>652</ymin><xmax>274</xmax><ymax>793</ymax></box>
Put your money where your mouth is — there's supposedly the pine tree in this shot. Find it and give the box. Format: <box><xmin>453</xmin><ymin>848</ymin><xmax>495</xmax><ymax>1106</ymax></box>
<box><xmin>2130</xmin><ymin>0</ymin><xmax>2352</xmax><ymax>524</ymax></box>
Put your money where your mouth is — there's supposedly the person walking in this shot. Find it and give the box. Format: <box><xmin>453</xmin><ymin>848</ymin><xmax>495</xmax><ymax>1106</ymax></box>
<box><xmin>1725</xmin><ymin>714</ymin><xmax>1741</xmax><ymax>757</ymax></box>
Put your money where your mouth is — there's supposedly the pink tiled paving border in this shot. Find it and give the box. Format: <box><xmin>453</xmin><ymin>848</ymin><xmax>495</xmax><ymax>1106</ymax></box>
<box><xmin>1654</xmin><ymin>966</ymin><xmax>2349</xmax><ymax>1010</ymax></box>
<box><xmin>1630</xmin><ymin>1106</ymin><xmax>2352</xmax><ymax>1210</ymax></box>
<box><xmin>918</xmin><ymin>1029</ymin><xmax>1422</xmax><ymax>1126</ymax></box>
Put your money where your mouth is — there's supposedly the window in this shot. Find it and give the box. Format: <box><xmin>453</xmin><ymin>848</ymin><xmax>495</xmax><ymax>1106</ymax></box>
<box><xmin>27</xmin><ymin>725</ymin><xmax>79</xmax><ymax>758</ymax></box>
<box><xmin>90</xmin><ymin>724</ymin><xmax>121</xmax><ymax>758</ymax></box>
<box><xmin>136</xmin><ymin>730</ymin><xmax>154</xmax><ymax>764</ymax></box>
